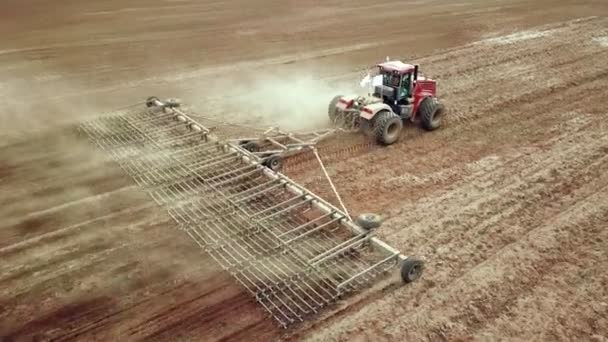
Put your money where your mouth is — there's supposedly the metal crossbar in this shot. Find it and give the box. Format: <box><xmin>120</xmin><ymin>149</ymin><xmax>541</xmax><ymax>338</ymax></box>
<box><xmin>78</xmin><ymin>98</ymin><xmax>405</xmax><ymax>328</ymax></box>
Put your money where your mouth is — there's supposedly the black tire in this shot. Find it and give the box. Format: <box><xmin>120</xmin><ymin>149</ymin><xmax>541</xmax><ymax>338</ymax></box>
<box><xmin>328</xmin><ymin>95</ymin><xmax>343</xmax><ymax>122</ymax></box>
<box><xmin>373</xmin><ymin>110</ymin><xmax>403</xmax><ymax>145</ymax></box>
<box><xmin>263</xmin><ymin>155</ymin><xmax>283</xmax><ymax>171</ymax></box>
<box><xmin>401</xmin><ymin>257</ymin><xmax>424</xmax><ymax>283</ymax></box>
<box><xmin>165</xmin><ymin>98</ymin><xmax>181</xmax><ymax>108</ymax></box>
<box><xmin>240</xmin><ymin>141</ymin><xmax>260</xmax><ymax>152</ymax></box>
<box><xmin>419</xmin><ymin>97</ymin><xmax>445</xmax><ymax>131</ymax></box>
<box><xmin>359</xmin><ymin>119</ymin><xmax>373</xmax><ymax>136</ymax></box>
<box><xmin>146</xmin><ymin>96</ymin><xmax>160</xmax><ymax>107</ymax></box>
<box><xmin>356</xmin><ymin>213</ymin><xmax>383</xmax><ymax>230</ymax></box>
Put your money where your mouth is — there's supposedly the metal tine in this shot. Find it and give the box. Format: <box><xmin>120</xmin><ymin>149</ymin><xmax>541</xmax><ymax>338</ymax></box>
<box><xmin>336</xmin><ymin>253</ymin><xmax>399</xmax><ymax>292</ymax></box>
<box><xmin>258</xmin><ymin>198</ymin><xmax>313</xmax><ymax>222</ymax></box>
<box><xmin>204</xmin><ymin>163</ymin><xmax>258</xmax><ymax>183</ymax></box>
<box><xmin>212</xmin><ymin>174</ymin><xmax>260</xmax><ymax>195</ymax></box>
<box><xmin>212</xmin><ymin>168</ymin><xmax>262</xmax><ymax>187</ymax></box>
<box><xmin>284</xmin><ymin>217</ymin><xmax>342</xmax><ymax>244</ymax></box>
<box><xmin>211</xmin><ymin>217</ymin><xmax>319</xmax><ymax>275</ymax></box>
<box><xmin>277</xmin><ymin>213</ymin><xmax>335</xmax><ymax>238</ymax></box>
<box><xmin>85</xmin><ymin>117</ymin><xmax>143</xmax><ymax>139</ymax></box>
<box><xmin>244</xmin><ymin>193</ymin><xmax>365</xmax><ymax>276</ymax></box>
<box><xmin>157</xmin><ymin>129</ymin><xmax>207</xmax><ymax>147</ymax></box>
<box><xmin>83</xmin><ymin>118</ymin><xmax>132</xmax><ymax>140</ymax></box>
<box><xmin>233</xmin><ymin>181</ymin><xmax>284</xmax><ymax>203</ymax></box>
<box><xmin>277</xmin><ymin>266</ymin><xmax>338</xmax><ymax>305</ymax></box>
<box><xmin>257</xmin><ymin>266</ymin><xmax>336</xmax><ymax>305</ymax></box>
<box><xmin>257</xmin><ymin>294</ymin><xmax>295</xmax><ymax>326</ymax></box>
<box><xmin>123</xmin><ymin>117</ymin><xmax>186</xmax><ymax>134</ymax></box>
<box><xmin>187</xmin><ymin>151</ymin><xmax>239</xmax><ymax>170</ymax></box>
<box><xmin>310</xmin><ymin>234</ymin><xmax>371</xmax><ymax>266</ymax></box>
<box><xmin>171</xmin><ymin>141</ymin><xmax>224</xmax><ymax>159</ymax></box>
<box><xmin>229</xmin><ymin>178</ymin><xmax>281</xmax><ymax>200</ymax></box>
<box><xmin>267</xmin><ymin>216</ymin><xmax>369</xmax><ymax>292</ymax></box>
<box><xmin>124</xmin><ymin>116</ymin><xmax>173</xmax><ymax>128</ymax></box>
<box><xmin>127</xmin><ymin>111</ymin><xmax>176</xmax><ymax>124</ymax></box>
<box><xmin>79</xmin><ymin>101</ymin><xmax>410</xmax><ymax>330</ymax></box>
<box><xmin>252</xmin><ymin>195</ymin><xmax>307</xmax><ymax>218</ymax></box>
<box><xmin>97</xmin><ymin>134</ymin><xmax>146</xmax><ymax>149</ymax></box>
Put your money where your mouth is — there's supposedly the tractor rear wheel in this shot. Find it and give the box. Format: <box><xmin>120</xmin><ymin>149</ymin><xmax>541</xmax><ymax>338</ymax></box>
<box><xmin>328</xmin><ymin>95</ymin><xmax>343</xmax><ymax>123</ymax></box>
<box><xmin>373</xmin><ymin>110</ymin><xmax>403</xmax><ymax>145</ymax></box>
<box><xmin>419</xmin><ymin>97</ymin><xmax>445</xmax><ymax>131</ymax></box>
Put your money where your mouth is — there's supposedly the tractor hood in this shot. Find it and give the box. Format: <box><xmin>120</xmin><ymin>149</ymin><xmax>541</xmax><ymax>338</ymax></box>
<box><xmin>336</xmin><ymin>94</ymin><xmax>381</xmax><ymax>111</ymax></box>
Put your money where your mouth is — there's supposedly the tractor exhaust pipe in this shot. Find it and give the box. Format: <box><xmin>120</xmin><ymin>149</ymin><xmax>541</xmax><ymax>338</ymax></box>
<box><xmin>414</xmin><ymin>64</ymin><xmax>419</xmax><ymax>81</ymax></box>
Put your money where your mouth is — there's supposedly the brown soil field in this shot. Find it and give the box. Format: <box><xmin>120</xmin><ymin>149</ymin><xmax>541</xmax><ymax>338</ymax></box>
<box><xmin>1</xmin><ymin>0</ymin><xmax>607</xmax><ymax>341</ymax></box>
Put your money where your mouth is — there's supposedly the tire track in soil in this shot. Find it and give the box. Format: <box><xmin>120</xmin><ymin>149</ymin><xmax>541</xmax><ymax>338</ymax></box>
<box><xmin>302</xmin><ymin>77</ymin><xmax>603</xmax><ymax>216</ymax></box>
<box><xmin>0</xmin><ymin>215</ymin><xmax>260</xmax><ymax>341</ymax></box>
<box><xmin>413</xmin><ymin>189</ymin><xmax>608</xmax><ymax>341</ymax></box>
<box><xmin>382</xmin><ymin>112</ymin><xmax>600</xmax><ymax>245</ymax></box>
<box><xmin>137</xmin><ymin>290</ymin><xmax>253</xmax><ymax>342</ymax></box>
<box><xmin>296</xmin><ymin>18</ymin><xmax>608</xmax><ymax>340</ymax></box>
<box><xmin>405</xmin><ymin>138</ymin><xmax>608</xmax><ymax>292</ymax></box>
<box><xmin>4</xmin><ymin>6</ymin><xmax>601</xmax><ymax>337</ymax></box>
<box><xmin>300</xmin><ymin>118</ymin><xmax>608</xmax><ymax>341</ymax></box>
<box><xmin>282</xmin><ymin>19</ymin><xmax>608</xmax><ymax>210</ymax></box>
<box><xmin>0</xmin><ymin>218</ymin><xmax>172</xmax><ymax>310</ymax></box>
<box><xmin>369</xmin><ymin>118</ymin><xmax>608</xmax><ymax>340</ymax></box>
<box><xmin>123</xmin><ymin>284</ymin><xmax>232</xmax><ymax>337</ymax></box>
<box><xmin>427</xmin><ymin>144</ymin><xmax>608</xmax><ymax>268</ymax></box>
<box><xmin>437</xmin><ymin>46</ymin><xmax>608</xmax><ymax>127</ymax></box>
<box><xmin>312</xmin><ymin>53</ymin><xmax>608</xmax><ymax>216</ymax></box>
<box><xmin>425</xmin><ymin>17</ymin><xmax>603</xmax><ymax>78</ymax></box>
<box><xmin>0</xmin><ymin>186</ymin><xmax>145</xmax><ymax>250</ymax></box>
<box><xmin>472</xmin><ymin>236</ymin><xmax>608</xmax><ymax>339</ymax></box>
<box><xmin>1</xmin><ymin>268</ymin><xmax>187</xmax><ymax>341</ymax></box>
<box><xmin>0</xmin><ymin>296</ymin><xmax>118</xmax><ymax>341</ymax></box>
<box><xmin>309</xmin><ymin>179</ymin><xmax>608</xmax><ymax>341</ymax></box>
<box><xmin>54</xmin><ymin>276</ymin><xmax>238</xmax><ymax>341</ymax></box>
<box><xmin>318</xmin><ymin>16</ymin><xmax>601</xmax><ymax>84</ymax></box>
<box><xmin>379</xmin><ymin>77</ymin><xmax>607</xmax><ymax>238</ymax></box>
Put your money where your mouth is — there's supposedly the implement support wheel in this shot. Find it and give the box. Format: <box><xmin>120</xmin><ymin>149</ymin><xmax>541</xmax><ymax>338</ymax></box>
<box><xmin>264</xmin><ymin>154</ymin><xmax>283</xmax><ymax>172</ymax></box>
<box><xmin>401</xmin><ymin>257</ymin><xmax>424</xmax><ymax>283</ymax></box>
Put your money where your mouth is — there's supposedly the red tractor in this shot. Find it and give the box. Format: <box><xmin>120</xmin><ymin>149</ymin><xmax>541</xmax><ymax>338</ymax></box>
<box><xmin>328</xmin><ymin>60</ymin><xmax>445</xmax><ymax>145</ymax></box>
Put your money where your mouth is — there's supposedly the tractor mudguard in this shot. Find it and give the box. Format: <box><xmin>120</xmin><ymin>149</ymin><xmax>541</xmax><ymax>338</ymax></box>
<box><xmin>335</xmin><ymin>94</ymin><xmax>359</xmax><ymax>111</ymax></box>
<box><xmin>360</xmin><ymin>102</ymin><xmax>394</xmax><ymax>120</ymax></box>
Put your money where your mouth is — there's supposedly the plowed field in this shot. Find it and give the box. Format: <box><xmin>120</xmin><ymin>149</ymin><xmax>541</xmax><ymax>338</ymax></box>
<box><xmin>1</xmin><ymin>1</ymin><xmax>607</xmax><ymax>341</ymax></box>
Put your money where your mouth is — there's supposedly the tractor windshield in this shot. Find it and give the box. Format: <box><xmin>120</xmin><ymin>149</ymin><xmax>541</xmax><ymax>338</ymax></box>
<box><xmin>382</xmin><ymin>71</ymin><xmax>401</xmax><ymax>88</ymax></box>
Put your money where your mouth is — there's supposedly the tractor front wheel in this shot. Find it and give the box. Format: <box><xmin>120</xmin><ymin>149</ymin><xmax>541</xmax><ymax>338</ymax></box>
<box><xmin>419</xmin><ymin>97</ymin><xmax>445</xmax><ymax>131</ymax></box>
<box><xmin>328</xmin><ymin>95</ymin><xmax>343</xmax><ymax>123</ymax></box>
<box><xmin>373</xmin><ymin>110</ymin><xmax>403</xmax><ymax>145</ymax></box>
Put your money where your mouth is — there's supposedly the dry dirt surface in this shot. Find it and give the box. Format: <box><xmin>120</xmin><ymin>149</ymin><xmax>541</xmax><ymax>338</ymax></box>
<box><xmin>1</xmin><ymin>0</ymin><xmax>608</xmax><ymax>341</ymax></box>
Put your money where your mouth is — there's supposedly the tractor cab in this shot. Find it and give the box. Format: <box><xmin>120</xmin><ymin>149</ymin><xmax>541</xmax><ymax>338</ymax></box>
<box><xmin>371</xmin><ymin>61</ymin><xmax>419</xmax><ymax>116</ymax></box>
<box><xmin>373</xmin><ymin>61</ymin><xmax>417</xmax><ymax>101</ymax></box>
<box><xmin>330</xmin><ymin>59</ymin><xmax>443</xmax><ymax>145</ymax></box>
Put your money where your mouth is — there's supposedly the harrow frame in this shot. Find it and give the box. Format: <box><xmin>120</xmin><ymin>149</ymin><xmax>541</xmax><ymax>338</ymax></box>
<box><xmin>78</xmin><ymin>97</ymin><xmax>420</xmax><ymax>328</ymax></box>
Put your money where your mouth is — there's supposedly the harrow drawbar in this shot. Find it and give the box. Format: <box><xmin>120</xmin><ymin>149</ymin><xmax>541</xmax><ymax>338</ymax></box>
<box><xmin>78</xmin><ymin>97</ymin><xmax>420</xmax><ymax>328</ymax></box>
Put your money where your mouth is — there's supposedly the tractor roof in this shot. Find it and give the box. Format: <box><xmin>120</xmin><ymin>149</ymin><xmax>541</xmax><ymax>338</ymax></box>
<box><xmin>377</xmin><ymin>61</ymin><xmax>415</xmax><ymax>74</ymax></box>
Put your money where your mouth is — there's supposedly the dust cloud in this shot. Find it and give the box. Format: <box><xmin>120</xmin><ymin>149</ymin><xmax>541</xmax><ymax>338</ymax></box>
<box><xmin>187</xmin><ymin>69</ymin><xmax>363</xmax><ymax>132</ymax></box>
<box><xmin>2</xmin><ymin>81</ymin><xmax>95</xmax><ymax>142</ymax></box>
<box><xmin>0</xmin><ymin>65</ymin><xmax>117</xmax><ymax>224</ymax></box>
